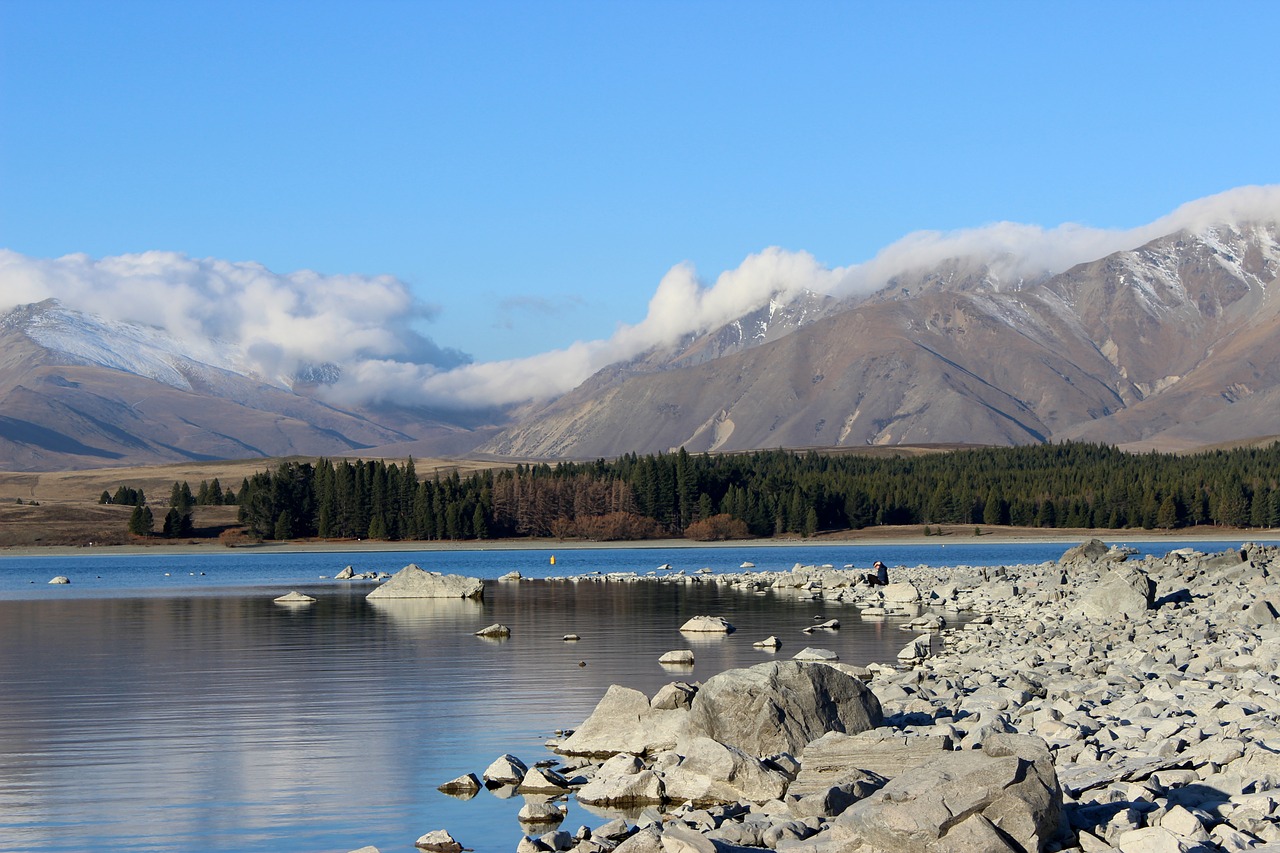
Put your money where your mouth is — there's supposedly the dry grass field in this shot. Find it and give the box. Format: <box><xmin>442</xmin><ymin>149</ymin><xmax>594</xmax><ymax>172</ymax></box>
<box><xmin>0</xmin><ymin>456</ymin><xmax>509</xmax><ymax>548</ymax></box>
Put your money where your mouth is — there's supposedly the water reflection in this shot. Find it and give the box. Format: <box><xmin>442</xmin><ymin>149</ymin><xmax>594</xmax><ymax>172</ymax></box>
<box><xmin>0</xmin><ymin>578</ymin><xmax>943</xmax><ymax>853</ymax></box>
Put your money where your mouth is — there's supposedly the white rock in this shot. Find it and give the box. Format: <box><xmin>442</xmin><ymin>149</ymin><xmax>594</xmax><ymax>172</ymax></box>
<box><xmin>48</xmin><ymin>576</ymin><xmax>70</xmax><ymax>585</ymax></box>
<box><xmin>679</xmin><ymin>615</ymin><xmax>734</xmax><ymax>633</ymax></box>
<box><xmin>659</xmin><ymin>650</ymin><xmax>695</xmax><ymax>665</ymax></box>
<box><xmin>273</xmin><ymin>590</ymin><xmax>316</xmax><ymax>603</ymax></box>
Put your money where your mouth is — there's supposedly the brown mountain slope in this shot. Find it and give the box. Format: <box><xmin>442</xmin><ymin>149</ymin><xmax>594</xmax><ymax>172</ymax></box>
<box><xmin>482</xmin><ymin>222</ymin><xmax>1280</xmax><ymax>457</ymax></box>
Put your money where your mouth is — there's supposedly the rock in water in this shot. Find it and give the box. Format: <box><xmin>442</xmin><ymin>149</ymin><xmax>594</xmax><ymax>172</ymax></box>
<box><xmin>1059</xmin><ymin>538</ymin><xmax>1111</xmax><ymax>565</ymax></box>
<box><xmin>555</xmin><ymin>685</ymin><xmax>687</xmax><ymax>757</ymax></box>
<box><xmin>414</xmin><ymin>829</ymin><xmax>462</xmax><ymax>852</ymax></box>
<box><xmin>681</xmin><ymin>660</ymin><xmax>882</xmax><ymax>757</ymax></box>
<box><xmin>365</xmin><ymin>565</ymin><xmax>484</xmax><ymax>600</ymax></box>
<box><xmin>474</xmin><ymin>623</ymin><xmax>511</xmax><ymax>638</ymax></box>
<box><xmin>679</xmin><ymin>615</ymin><xmax>735</xmax><ymax>633</ymax></box>
<box><xmin>335</xmin><ymin>565</ymin><xmax>355</xmax><ymax>580</ymax></box>
<box><xmin>659</xmin><ymin>650</ymin><xmax>695</xmax><ymax>665</ymax></box>
<box><xmin>482</xmin><ymin>753</ymin><xmax>528</xmax><ymax>786</ymax></box>
<box><xmin>47</xmin><ymin>576</ymin><xmax>70</xmax><ymax>585</ymax></box>
<box><xmin>273</xmin><ymin>590</ymin><xmax>316</xmax><ymax>604</ymax></box>
<box><xmin>436</xmin><ymin>773</ymin><xmax>481</xmax><ymax>795</ymax></box>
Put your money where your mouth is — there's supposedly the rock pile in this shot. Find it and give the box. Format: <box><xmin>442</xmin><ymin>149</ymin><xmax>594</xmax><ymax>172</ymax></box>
<box><xmin>407</xmin><ymin>541</ymin><xmax>1280</xmax><ymax>853</ymax></box>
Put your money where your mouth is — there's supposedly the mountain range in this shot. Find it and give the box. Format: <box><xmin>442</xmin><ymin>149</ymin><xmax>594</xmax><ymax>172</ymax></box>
<box><xmin>1</xmin><ymin>216</ymin><xmax>1278</xmax><ymax>472</ymax></box>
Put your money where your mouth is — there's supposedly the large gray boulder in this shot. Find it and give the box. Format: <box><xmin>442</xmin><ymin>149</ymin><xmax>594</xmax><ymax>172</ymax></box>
<box><xmin>366</xmin><ymin>565</ymin><xmax>484</xmax><ymax>600</ymax></box>
<box><xmin>830</xmin><ymin>733</ymin><xmax>1062</xmax><ymax>852</ymax></box>
<box><xmin>1060</xmin><ymin>538</ymin><xmax>1111</xmax><ymax>565</ymax></box>
<box><xmin>655</xmin><ymin>737</ymin><xmax>790</xmax><ymax>804</ymax></box>
<box><xmin>554</xmin><ymin>685</ymin><xmax>687</xmax><ymax>757</ymax></box>
<box><xmin>1078</xmin><ymin>564</ymin><xmax>1155</xmax><ymax>620</ymax></box>
<box><xmin>680</xmin><ymin>661</ymin><xmax>882</xmax><ymax>757</ymax></box>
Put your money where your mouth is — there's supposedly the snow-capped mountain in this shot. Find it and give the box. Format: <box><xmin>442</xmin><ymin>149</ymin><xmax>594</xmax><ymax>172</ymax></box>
<box><xmin>481</xmin><ymin>220</ymin><xmax>1280</xmax><ymax>458</ymax></box>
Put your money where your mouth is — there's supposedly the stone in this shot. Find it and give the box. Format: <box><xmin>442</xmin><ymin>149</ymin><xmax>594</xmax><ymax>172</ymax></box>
<box><xmin>659</xmin><ymin>650</ymin><xmax>695</xmax><ymax>665</ymax></box>
<box><xmin>563</xmin><ymin>634</ymin><xmax>581</xmax><ymax>641</ymax></box>
<box><xmin>791</xmin><ymin>730</ymin><xmax>950</xmax><ymax>796</ymax></box>
<box><xmin>679</xmin><ymin>616</ymin><xmax>735</xmax><ymax>633</ymax></box>
<box><xmin>436</xmin><ymin>772</ymin><xmax>482</xmax><ymax>795</ymax></box>
<box><xmin>680</xmin><ymin>660</ymin><xmax>882</xmax><ymax>757</ymax></box>
<box><xmin>556</xmin><ymin>685</ymin><xmax>687</xmax><ymax>757</ymax></box>
<box><xmin>792</xmin><ymin>647</ymin><xmax>839</xmax><ymax>661</ymax></box>
<box><xmin>656</xmin><ymin>737</ymin><xmax>790</xmax><ymax>804</ymax></box>
<box><xmin>414</xmin><ymin>829</ymin><xmax>463</xmax><ymax>852</ymax></box>
<box><xmin>832</xmin><ymin>734</ymin><xmax>1062</xmax><ymax>853</ymax></box>
<box><xmin>335</xmin><ymin>565</ymin><xmax>355</xmax><ymax>580</ymax></box>
<box><xmin>517</xmin><ymin>801</ymin><xmax>565</xmax><ymax>824</ymax></box>
<box><xmin>576</xmin><ymin>769</ymin><xmax>665</xmax><ymax>806</ymax></box>
<box><xmin>474</xmin><ymin>623</ymin><xmax>511</xmax><ymax>638</ymax></box>
<box><xmin>882</xmin><ymin>582</ymin><xmax>921</xmax><ymax>603</ymax></box>
<box><xmin>651</xmin><ymin>682</ymin><xmax>698</xmax><ymax>711</ymax></box>
<box><xmin>500</xmin><ymin>571</ymin><xmax>523</xmax><ymax>582</ymax></box>
<box><xmin>1113</xmin><ymin>826</ymin><xmax>1197</xmax><ymax>852</ymax></box>
<box><xmin>1060</xmin><ymin>539</ymin><xmax>1111</xmax><ymax>565</ymax></box>
<box><xmin>520</xmin><ymin>766</ymin><xmax>571</xmax><ymax>793</ymax></box>
<box><xmin>753</xmin><ymin>636</ymin><xmax>782</xmax><ymax>649</ymax></box>
<box><xmin>482</xmin><ymin>753</ymin><xmax>528</xmax><ymax>785</ymax></box>
<box><xmin>48</xmin><ymin>576</ymin><xmax>70</xmax><ymax>584</ymax></box>
<box><xmin>1078</xmin><ymin>564</ymin><xmax>1155</xmax><ymax>621</ymax></box>
<box><xmin>366</xmin><ymin>565</ymin><xmax>484</xmax><ymax>599</ymax></box>
<box><xmin>273</xmin><ymin>590</ymin><xmax>315</xmax><ymax>603</ymax></box>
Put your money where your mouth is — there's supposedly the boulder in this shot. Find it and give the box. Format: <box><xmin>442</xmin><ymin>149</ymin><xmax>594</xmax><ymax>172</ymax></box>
<box><xmin>482</xmin><ymin>753</ymin><xmax>528</xmax><ymax>785</ymax></box>
<box><xmin>474</xmin><ymin>623</ymin><xmax>511</xmax><ymax>638</ymax></box>
<box><xmin>519</xmin><ymin>765</ymin><xmax>571</xmax><ymax>793</ymax></box>
<box><xmin>831</xmin><ymin>733</ymin><xmax>1062</xmax><ymax>853</ymax></box>
<box><xmin>659</xmin><ymin>650</ymin><xmax>695</xmax><ymax>665</ymax></box>
<box><xmin>1060</xmin><ymin>539</ymin><xmax>1111</xmax><ymax>565</ymax></box>
<box><xmin>576</xmin><ymin>769</ymin><xmax>665</xmax><ymax>807</ymax></box>
<box><xmin>1078</xmin><ymin>564</ymin><xmax>1155</xmax><ymax>620</ymax></box>
<box><xmin>791</xmin><ymin>730</ymin><xmax>951</xmax><ymax>796</ymax></box>
<box><xmin>651</xmin><ymin>682</ymin><xmax>698</xmax><ymax>711</ymax></box>
<box><xmin>680</xmin><ymin>660</ymin><xmax>882</xmax><ymax>757</ymax></box>
<box><xmin>335</xmin><ymin>565</ymin><xmax>355</xmax><ymax>580</ymax></box>
<box><xmin>655</xmin><ymin>737</ymin><xmax>790</xmax><ymax>804</ymax></box>
<box><xmin>555</xmin><ymin>685</ymin><xmax>687</xmax><ymax>757</ymax></box>
<box><xmin>48</xmin><ymin>576</ymin><xmax>70</xmax><ymax>585</ymax></box>
<box><xmin>792</xmin><ymin>647</ymin><xmax>839</xmax><ymax>661</ymax></box>
<box><xmin>517</xmin><ymin>801</ymin><xmax>566</xmax><ymax>824</ymax></box>
<box><xmin>414</xmin><ymin>830</ymin><xmax>463</xmax><ymax>852</ymax></box>
<box><xmin>436</xmin><ymin>773</ymin><xmax>482</xmax><ymax>795</ymax></box>
<box><xmin>366</xmin><ymin>565</ymin><xmax>484</xmax><ymax>600</ymax></box>
<box><xmin>273</xmin><ymin>590</ymin><xmax>315</xmax><ymax>603</ymax></box>
<box><xmin>882</xmin><ymin>582</ymin><xmax>920</xmax><ymax>603</ymax></box>
<box><xmin>679</xmin><ymin>616</ymin><xmax>735</xmax><ymax>633</ymax></box>
<box><xmin>753</xmin><ymin>636</ymin><xmax>782</xmax><ymax>649</ymax></box>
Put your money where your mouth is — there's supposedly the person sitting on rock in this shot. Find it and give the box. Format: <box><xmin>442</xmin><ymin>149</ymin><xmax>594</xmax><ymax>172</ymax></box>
<box><xmin>873</xmin><ymin>560</ymin><xmax>888</xmax><ymax>586</ymax></box>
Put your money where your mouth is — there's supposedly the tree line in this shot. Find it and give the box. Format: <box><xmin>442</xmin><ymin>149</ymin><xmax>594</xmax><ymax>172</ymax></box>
<box><xmin>114</xmin><ymin>441</ymin><xmax>1280</xmax><ymax>541</ymax></box>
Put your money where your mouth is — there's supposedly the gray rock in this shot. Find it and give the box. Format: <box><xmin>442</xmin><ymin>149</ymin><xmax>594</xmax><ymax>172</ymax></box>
<box><xmin>753</xmin><ymin>636</ymin><xmax>782</xmax><ymax>649</ymax></box>
<box><xmin>882</xmin><ymin>582</ymin><xmax>921</xmax><ymax>603</ymax></box>
<box><xmin>679</xmin><ymin>616</ymin><xmax>735</xmax><ymax>633</ymax></box>
<box><xmin>48</xmin><ymin>576</ymin><xmax>70</xmax><ymax>584</ymax></box>
<box><xmin>660</xmin><ymin>650</ymin><xmax>695</xmax><ymax>666</ymax></box>
<box><xmin>651</xmin><ymin>682</ymin><xmax>698</xmax><ymax>711</ymax></box>
<box><xmin>482</xmin><ymin>753</ymin><xmax>528</xmax><ymax>785</ymax></box>
<box><xmin>576</xmin><ymin>769</ymin><xmax>664</xmax><ymax>806</ymax></box>
<box><xmin>556</xmin><ymin>685</ymin><xmax>687</xmax><ymax>757</ymax></box>
<box><xmin>792</xmin><ymin>730</ymin><xmax>949</xmax><ymax>796</ymax></box>
<box><xmin>273</xmin><ymin>590</ymin><xmax>315</xmax><ymax>603</ymax></box>
<box><xmin>681</xmin><ymin>660</ymin><xmax>882</xmax><ymax>757</ymax></box>
<box><xmin>474</xmin><ymin>623</ymin><xmax>511</xmax><ymax>638</ymax></box>
<box><xmin>1060</xmin><ymin>539</ymin><xmax>1111</xmax><ymax>565</ymax></box>
<box><xmin>656</xmin><ymin>737</ymin><xmax>790</xmax><ymax>804</ymax></box>
<box><xmin>1078</xmin><ymin>564</ymin><xmax>1155</xmax><ymax>621</ymax></box>
<box><xmin>436</xmin><ymin>772</ymin><xmax>482</xmax><ymax>795</ymax></box>
<box><xmin>414</xmin><ymin>829</ymin><xmax>463</xmax><ymax>852</ymax></box>
<box><xmin>335</xmin><ymin>565</ymin><xmax>355</xmax><ymax>580</ymax></box>
<box><xmin>520</xmin><ymin>766</ymin><xmax>571</xmax><ymax>793</ymax></box>
<box><xmin>792</xmin><ymin>647</ymin><xmax>839</xmax><ymax>661</ymax></box>
<box><xmin>832</xmin><ymin>733</ymin><xmax>1062</xmax><ymax>853</ymax></box>
<box><xmin>518</xmin><ymin>801</ymin><xmax>566</xmax><ymax>824</ymax></box>
<box><xmin>366</xmin><ymin>565</ymin><xmax>484</xmax><ymax>599</ymax></box>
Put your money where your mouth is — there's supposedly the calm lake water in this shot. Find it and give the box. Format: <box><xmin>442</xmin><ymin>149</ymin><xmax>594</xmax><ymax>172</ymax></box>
<box><xmin>0</xmin><ymin>539</ymin><xmax>1260</xmax><ymax>852</ymax></box>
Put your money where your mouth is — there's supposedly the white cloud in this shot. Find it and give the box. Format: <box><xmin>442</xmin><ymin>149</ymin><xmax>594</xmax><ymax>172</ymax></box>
<box><xmin>3</xmin><ymin>185</ymin><xmax>1277</xmax><ymax>412</ymax></box>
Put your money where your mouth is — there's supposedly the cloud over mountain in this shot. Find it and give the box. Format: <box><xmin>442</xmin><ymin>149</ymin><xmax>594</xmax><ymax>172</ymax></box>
<box><xmin>3</xmin><ymin>185</ymin><xmax>1278</xmax><ymax>411</ymax></box>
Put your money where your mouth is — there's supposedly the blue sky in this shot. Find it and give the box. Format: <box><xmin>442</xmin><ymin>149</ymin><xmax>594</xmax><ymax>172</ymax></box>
<box><xmin>2</xmin><ymin>0</ymin><xmax>1279</xmax><ymax>375</ymax></box>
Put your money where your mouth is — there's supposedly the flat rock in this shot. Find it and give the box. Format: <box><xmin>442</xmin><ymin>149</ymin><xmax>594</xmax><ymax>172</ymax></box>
<box><xmin>659</xmin><ymin>650</ymin><xmax>695</xmax><ymax>665</ymax></box>
<box><xmin>680</xmin><ymin>660</ymin><xmax>882</xmax><ymax>757</ymax></box>
<box><xmin>436</xmin><ymin>772</ymin><xmax>481</xmax><ymax>796</ymax></box>
<box><xmin>753</xmin><ymin>636</ymin><xmax>782</xmax><ymax>649</ymax></box>
<box><xmin>366</xmin><ymin>565</ymin><xmax>484</xmax><ymax>600</ymax></box>
<box><xmin>474</xmin><ymin>623</ymin><xmax>511</xmax><ymax>638</ymax></box>
<box><xmin>792</xmin><ymin>730</ymin><xmax>952</xmax><ymax>797</ymax></box>
<box><xmin>792</xmin><ymin>647</ymin><xmax>838</xmax><ymax>661</ymax></box>
<box><xmin>556</xmin><ymin>685</ymin><xmax>687</xmax><ymax>757</ymax></box>
<box><xmin>273</xmin><ymin>590</ymin><xmax>316</xmax><ymax>603</ymax></box>
<box><xmin>679</xmin><ymin>615</ymin><xmax>735</xmax><ymax>633</ymax></box>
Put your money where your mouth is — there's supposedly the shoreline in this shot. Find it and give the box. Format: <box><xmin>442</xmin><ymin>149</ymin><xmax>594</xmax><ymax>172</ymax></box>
<box><xmin>0</xmin><ymin>524</ymin><xmax>1272</xmax><ymax>560</ymax></box>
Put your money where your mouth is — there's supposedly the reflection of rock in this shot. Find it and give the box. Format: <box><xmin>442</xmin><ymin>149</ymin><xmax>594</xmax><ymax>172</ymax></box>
<box><xmin>273</xmin><ymin>590</ymin><xmax>315</xmax><ymax>604</ymax></box>
<box><xmin>366</xmin><ymin>565</ymin><xmax>484</xmax><ymax>600</ymax></box>
<box><xmin>365</xmin><ymin>596</ymin><xmax>483</xmax><ymax>626</ymax></box>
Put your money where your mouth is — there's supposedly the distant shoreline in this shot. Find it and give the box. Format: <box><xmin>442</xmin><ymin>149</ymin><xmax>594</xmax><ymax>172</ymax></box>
<box><xmin>0</xmin><ymin>524</ymin><xmax>1271</xmax><ymax>559</ymax></box>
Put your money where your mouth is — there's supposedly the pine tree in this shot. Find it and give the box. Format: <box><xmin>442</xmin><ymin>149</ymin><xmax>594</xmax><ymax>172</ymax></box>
<box><xmin>128</xmin><ymin>504</ymin><xmax>153</xmax><ymax>536</ymax></box>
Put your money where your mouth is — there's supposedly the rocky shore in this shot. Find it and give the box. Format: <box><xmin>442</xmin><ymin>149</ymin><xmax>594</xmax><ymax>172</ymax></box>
<box><xmin>372</xmin><ymin>540</ymin><xmax>1280</xmax><ymax>853</ymax></box>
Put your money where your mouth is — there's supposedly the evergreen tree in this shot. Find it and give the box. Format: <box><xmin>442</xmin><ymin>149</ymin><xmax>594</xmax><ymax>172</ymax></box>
<box><xmin>274</xmin><ymin>510</ymin><xmax>294</xmax><ymax>541</ymax></box>
<box><xmin>128</xmin><ymin>504</ymin><xmax>153</xmax><ymax>536</ymax></box>
<box><xmin>99</xmin><ymin>490</ymin><xmax>112</xmax><ymax>505</ymax></box>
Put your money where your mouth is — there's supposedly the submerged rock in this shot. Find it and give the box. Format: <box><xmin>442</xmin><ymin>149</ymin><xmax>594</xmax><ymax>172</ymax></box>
<box><xmin>365</xmin><ymin>565</ymin><xmax>483</xmax><ymax>600</ymax></box>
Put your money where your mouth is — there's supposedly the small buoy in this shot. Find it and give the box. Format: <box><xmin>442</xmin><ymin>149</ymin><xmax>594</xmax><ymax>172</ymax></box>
<box><xmin>550</xmin><ymin>555</ymin><xmax>556</xmax><ymax>565</ymax></box>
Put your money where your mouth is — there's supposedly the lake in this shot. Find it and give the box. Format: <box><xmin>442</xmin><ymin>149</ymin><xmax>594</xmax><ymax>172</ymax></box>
<box><xmin>0</xmin><ymin>539</ymin><xmax>1260</xmax><ymax>852</ymax></box>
